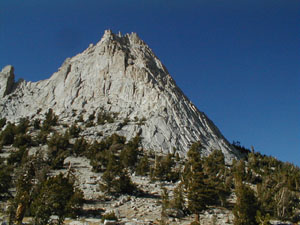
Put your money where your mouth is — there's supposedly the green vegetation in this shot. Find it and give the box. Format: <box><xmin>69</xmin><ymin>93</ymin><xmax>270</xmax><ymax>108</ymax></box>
<box><xmin>136</xmin><ymin>153</ymin><xmax>150</xmax><ymax>176</ymax></box>
<box><xmin>97</xmin><ymin>110</ymin><xmax>115</xmax><ymax>125</ymax></box>
<box><xmin>1</xmin><ymin>112</ymin><xmax>300</xmax><ymax>224</ymax></box>
<box><xmin>0</xmin><ymin>117</ymin><xmax>6</xmax><ymax>129</ymax></box>
<box><xmin>7</xmin><ymin>153</ymin><xmax>82</xmax><ymax>225</ymax></box>
<box><xmin>67</xmin><ymin>123</ymin><xmax>81</xmax><ymax>138</ymax></box>
<box><xmin>47</xmin><ymin>132</ymin><xmax>70</xmax><ymax>169</ymax></box>
<box><xmin>101</xmin><ymin>211</ymin><xmax>118</xmax><ymax>223</ymax></box>
<box><xmin>0</xmin><ymin>122</ymin><xmax>16</xmax><ymax>145</ymax></box>
<box><xmin>233</xmin><ymin>180</ymin><xmax>259</xmax><ymax>225</ymax></box>
<box><xmin>184</xmin><ymin>143</ymin><xmax>217</xmax><ymax>223</ymax></box>
<box><xmin>31</xmin><ymin>173</ymin><xmax>83</xmax><ymax>225</ymax></box>
<box><xmin>99</xmin><ymin>153</ymin><xmax>136</xmax><ymax>195</ymax></box>
<box><xmin>150</xmin><ymin>153</ymin><xmax>180</xmax><ymax>182</ymax></box>
<box><xmin>0</xmin><ymin>158</ymin><xmax>12</xmax><ymax>199</ymax></box>
<box><xmin>42</xmin><ymin>109</ymin><xmax>58</xmax><ymax>131</ymax></box>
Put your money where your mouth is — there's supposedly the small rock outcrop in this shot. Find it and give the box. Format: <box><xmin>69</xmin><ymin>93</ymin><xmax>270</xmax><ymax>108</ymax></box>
<box><xmin>0</xmin><ymin>30</ymin><xmax>241</xmax><ymax>162</ymax></box>
<box><xmin>0</xmin><ymin>65</ymin><xmax>15</xmax><ymax>98</ymax></box>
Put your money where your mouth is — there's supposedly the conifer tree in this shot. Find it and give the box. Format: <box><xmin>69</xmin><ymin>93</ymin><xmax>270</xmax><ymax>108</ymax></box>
<box><xmin>160</xmin><ymin>187</ymin><xmax>170</xmax><ymax>222</ymax></box>
<box><xmin>100</xmin><ymin>153</ymin><xmax>135</xmax><ymax>195</ymax></box>
<box><xmin>184</xmin><ymin>142</ymin><xmax>217</xmax><ymax>222</ymax></box>
<box><xmin>0</xmin><ymin>122</ymin><xmax>16</xmax><ymax>145</ymax></box>
<box><xmin>233</xmin><ymin>180</ymin><xmax>259</xmax><ymax>225</ymax></box>
<box><xmin>171</xmin><ymin>182</ymin><xmax>185</xmax><ymax>211</ymax></box>
<box><xmin>136</xmin><ymin>153</ymin><xmax>150</xmax><ymax>176</ymax></box>
<box><xmin>187</xmin><ymin>168</ymin><xmax>216</xmax><ymax>222</ymax></box>
<box><xmin>31</xmin><ymin>173</ymin><xmax>83</xmax><ymax>225</ymax></box>
<box><xmin>0</xmin><ymin>158</ymin><xmax>12</xmax><ymax>199</ymax></box>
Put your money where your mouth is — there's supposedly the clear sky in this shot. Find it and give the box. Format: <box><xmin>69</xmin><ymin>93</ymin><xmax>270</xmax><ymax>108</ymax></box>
<box><xmin>1</xmin><ymin>0</ymin><xmax>299</xmax><ymax>165</ymax></box>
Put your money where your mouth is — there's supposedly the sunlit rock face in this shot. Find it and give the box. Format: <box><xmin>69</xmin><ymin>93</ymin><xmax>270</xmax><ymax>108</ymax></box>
<box><xmin>0</xmin><ymin>30</ymin><xmax>240</xmax><ymax>162</ymax></box>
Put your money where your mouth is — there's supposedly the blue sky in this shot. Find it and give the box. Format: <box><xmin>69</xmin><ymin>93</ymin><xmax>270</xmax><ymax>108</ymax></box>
<box><xmin>1</xmin><ymin>0</ymin><xmax>299</xmax><ymax>165</ymax></box>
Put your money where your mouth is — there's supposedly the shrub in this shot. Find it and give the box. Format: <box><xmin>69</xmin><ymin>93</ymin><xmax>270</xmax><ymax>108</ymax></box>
<box><xmin>68</xmin><ymin>123</ymin><xmax>81</xmax><ymax>138</ymax></box>
<box><xmin>101</xmin><ymin>211</ymin><xmax>118</xmax><ymax>223</ymax></box>
<box><xmin>71</xmin><ymin>137</ymin><xmax>88</xmax><ymax>157</ymax></box>
<box><xmin>97</xmin><ymin>110</ymin><xmax>115</xmax><ymax>125</ymax></box>
<box><xmin>34</xmin><ymin>130</ymin><xmax>48</xmax><ymax>145</ymax></box>
<box><xmin>33</xmin><ymin>119</ymin><xmax>41</xmax><ymax>130</ymax></box>
<box><xmin>120</xmin><ymin>117</ymin><xmax>130</xmax><ymax>127</ymax></box>
<box><xmin>16</xmin><ymin>117</ymin><xmax>30</xmax><ymax>134</ymax></box>
<box><xmin>7</xmin><ymin>146</ymin><xmax>27</xmax><ymax>166</ymax></box>
<box><xmin>0</xmin><ymin>122</ymin><xmax>16</xmax><ymax>145</ymax></box>
<box><xmin>42</xmin><ymin>109</ymin><xmax>58</xmax><ymax>131</ymax></box>
<box><xmin>13</xmin><ymin>134</ymin><xmax>32</xmax><ymax>148</ymax></box>
<box><xmin>0</xmin><ymin>118</ymin><xmax>6</xmax><ymax>129</ymax></box>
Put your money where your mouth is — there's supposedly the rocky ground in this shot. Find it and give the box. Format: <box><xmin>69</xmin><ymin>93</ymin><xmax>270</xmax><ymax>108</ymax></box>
<box><xmin>0</xmin><ymin>144</ymin><xmax>294</xmax><ymax>225</ymax></box>
<box><xmin>0</xmin><ymin>143</ymin><xmax>236</xmax><ymax>225</ymax></box>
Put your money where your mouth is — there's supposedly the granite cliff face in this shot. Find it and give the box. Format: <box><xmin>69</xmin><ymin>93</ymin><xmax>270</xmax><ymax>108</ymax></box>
<box><xmin>0</xmin><ymin>30</ymin><xmax>240</xmax><ymax>161</ymax></box>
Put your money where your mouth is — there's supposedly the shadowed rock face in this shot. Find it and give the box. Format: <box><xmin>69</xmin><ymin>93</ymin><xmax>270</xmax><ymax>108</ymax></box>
<box><xmin>0</xmin><ymin>30</ymin><xmax>240</xmax><ymax>162</ymax></box>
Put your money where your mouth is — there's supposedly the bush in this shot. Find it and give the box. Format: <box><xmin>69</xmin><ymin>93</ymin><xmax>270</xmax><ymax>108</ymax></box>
<box><xmin>7</xmin><ymin>146</ymin><xmax>27</xmax><ymax>166</ymax></box>
<box><xmin>101</xmin><ymin>211</ymin><xmax>118</xmax><ymax>223</ymax></box>
<box><xmin>0</xmin><ymin>122</ymin><xmax>16</xmax><ymax>145</ymax></box>
<box><xmin>97</xmin><ymin>110</ymin><xmax>115</xmax><ymax>125</ymax></box>
<box><xmin>0</xmin><ymin>118</ymin><xmax>6</xmax><ymax>129</ymax></box>
<box><xmin>71</xmin><ymin>137</ymin><xmax>88</xmax><ymax>157</ymax></box>
<box><xmin>13</xmin><ymin>134</ymin><xmax>32</xmax><ymax>148</ymax></box>
<box><xmin>33</xmin><ymin>119</ymin><xmax>41</xmax><ymax>130</ymax></box>
<box><xmin>34</xmin><ymin>130</ymin><xmax>48</xmax><ymax>145</ymax></box>
<box><xmin>16</xmin><ymin>117</ymin><xmax>30</xmax><ymax>134</ymax></box>
<box><xmin>120</xmin><ymin>117</ymin><xmax>130</xmax><ymax>127</ymax></box>
<box><xmin>68</xmin><ymin>123</ymin><xmax>81</xmax><ymax>138</ymax></box>
<box><xmin>42</xmin><ymin>109</ymin><xmax>58</xmax><ymax>131</ymax></box>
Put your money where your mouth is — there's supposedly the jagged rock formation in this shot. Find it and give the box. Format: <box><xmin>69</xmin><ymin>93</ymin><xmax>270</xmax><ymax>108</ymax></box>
<box><xmin>0</xmin><ymin>65</ymin><xmax>15</xmax><ymax>98</ymax></box>
<box><xmin>0</xmin><ymin>30</ymin><xmax>240</xmax><ymax>161</ymax></box>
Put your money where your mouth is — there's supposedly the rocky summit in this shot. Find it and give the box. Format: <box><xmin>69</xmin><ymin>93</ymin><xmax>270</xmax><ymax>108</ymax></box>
<box><xmin>0</xmin><ymin>30</ymin><xmax>240</xmax><ymax>162</ymax></box>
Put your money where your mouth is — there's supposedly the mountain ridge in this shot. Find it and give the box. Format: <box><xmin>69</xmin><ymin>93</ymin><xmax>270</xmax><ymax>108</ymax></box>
<box><xmin>0</xmin><ymin>30</ymin><xmax>240</xmax><ymax>162</ymax></box>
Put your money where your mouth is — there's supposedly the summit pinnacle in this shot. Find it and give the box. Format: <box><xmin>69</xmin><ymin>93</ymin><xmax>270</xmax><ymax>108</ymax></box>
<box><xmin>0</xmin><ymin>30</ymin><xmax>240</xmax><ymax>162</ymax></box>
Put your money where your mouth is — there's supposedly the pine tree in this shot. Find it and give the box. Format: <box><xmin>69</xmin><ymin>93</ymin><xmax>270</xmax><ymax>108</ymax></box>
<box><xmin>184</xmin><ymin>142</ymin><xmax>217</xmax><ymax>222</ymax></box>
<box><xmin>187</xmin><ymin>169</ymin><xmax>216</xmax><ymax>222</ymax></box>
<box><xmin>203</xmin><ymin>150</ymin><xmax>229</xmax><ymax>207</ymax></box>
<box><xmin>171</xmin><ymin>182</ymin><xmax>185</xmax><ymax>211</ymax></box>
<box><xmin>160</xmin><ymin>187</ymin><xmax>170</xmax><ymax>222</ymax></box>
<box><xmin>100</xmin><ymin>153</ymin><xmax>136</xmax><ymax>195</ymax></box>
<box><xmin>0</xmin><ymin>122</ymin><xmax>16</xmax><ymax>145</ymax></box>
<box><xmin>0</xmin><ymin>158</ymin><xmax>12</xmax><ymax>199</ymax></box>
<box><xmin>136</xmin><ymin>153</ymin><xmax>150</xmax><ymax>176</ymax></box>
<box><xmin>31</xmin><ymin>173</ymin><xmax>83</xmax><ymax>225</ymax></box>
<box><xmin>233</xmin><ymin>181</ymin><xmax>259</xmax><ymax>225</ymax></box>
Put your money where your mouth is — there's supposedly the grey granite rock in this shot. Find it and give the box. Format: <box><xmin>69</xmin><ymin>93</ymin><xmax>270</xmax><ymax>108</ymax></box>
<box><xmin>0</xmin><ymin>65</ymin><xmax>15</xmax><ymax>98</ymax></box>
<box><xmin>0</xmin><ymin>30</ymin><xmax>241</xmax><ymax>162</ymax></box>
